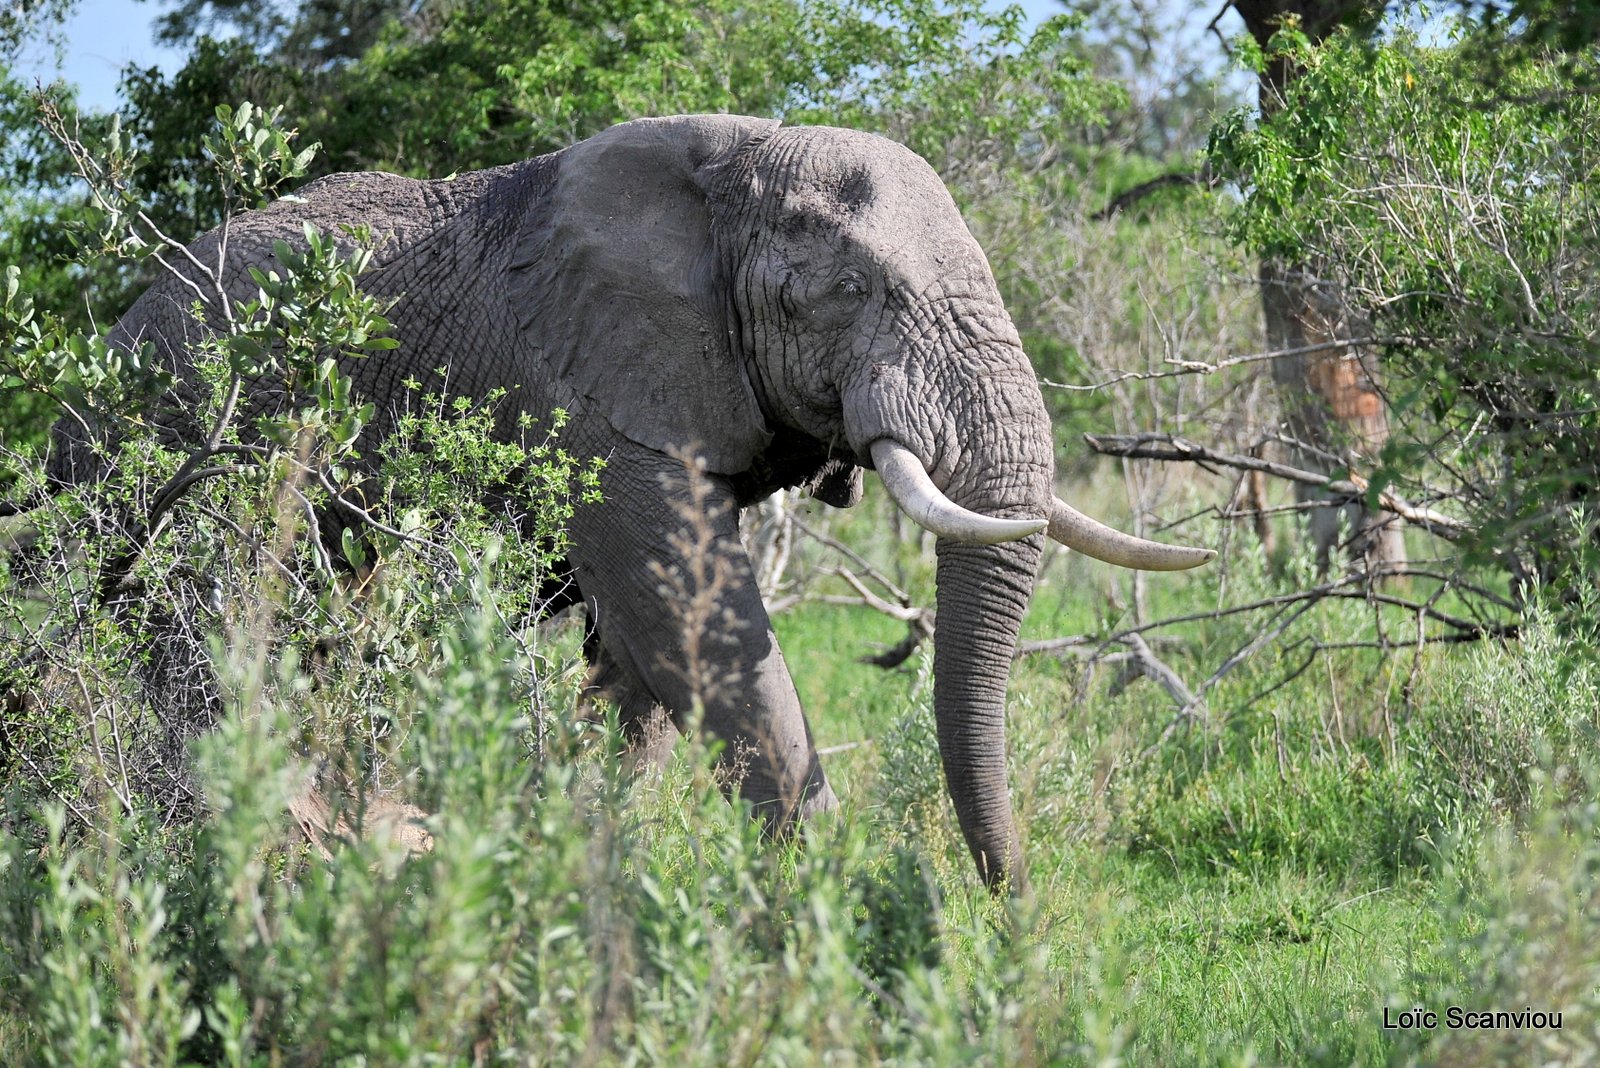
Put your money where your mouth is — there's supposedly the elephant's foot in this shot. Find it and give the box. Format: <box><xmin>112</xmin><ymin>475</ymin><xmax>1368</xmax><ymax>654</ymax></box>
<box><xmin>623</xmin><ymin>705</ymin><xmax>679</xmax><ymax>777</ymax></box>
<box><xmin>799</xmin><ymin>777</ymin><xmax>839</xmax><ymax>819</ymax></box>
<box><xmin>738</xmin><ymin>754</ymin><xmax>837</xmax><ymax>836</ymax></box>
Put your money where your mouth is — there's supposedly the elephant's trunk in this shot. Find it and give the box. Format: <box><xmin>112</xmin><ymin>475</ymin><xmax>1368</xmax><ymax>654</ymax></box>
<box><xmin>912</xmin><ymin>366</ymin><xmax>1049</xmax><ymax>894</ymax></box>
<box><xmin>931</xmin><ymin>535</ymin><xmax>1039</xmax><ymax>893</ymax></box>
<box><xmin>844</xmin><ymin>330</ymin><xmax>1053</xmax><ymax>892</ymax></box>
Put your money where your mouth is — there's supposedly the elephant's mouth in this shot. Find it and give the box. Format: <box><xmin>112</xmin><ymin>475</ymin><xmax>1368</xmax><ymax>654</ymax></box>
<box><xmin>868</xmin><ymin>436</ymin><xmax>1216</xmax><ymax>570</ymax></box>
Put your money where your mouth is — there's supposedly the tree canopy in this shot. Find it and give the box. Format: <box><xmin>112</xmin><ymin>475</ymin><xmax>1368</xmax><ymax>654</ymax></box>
<box><xmin>6</xmin><ymin>0</ymin><xmax>1600</xmax><ymax>592</ymax></box>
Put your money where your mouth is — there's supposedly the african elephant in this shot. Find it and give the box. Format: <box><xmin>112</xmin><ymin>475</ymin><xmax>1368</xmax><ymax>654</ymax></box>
<box><xmin>50</xmin><ymin>115</ymin><xmax>1212</xmax><ymax>892</ymax></box>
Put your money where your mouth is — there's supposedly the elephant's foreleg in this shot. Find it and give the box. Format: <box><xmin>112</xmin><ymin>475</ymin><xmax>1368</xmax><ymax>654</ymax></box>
<box><xmin>566</xmin><ymin>440</ymin><xmax>837</xmax><ymax>831</ymax></box>
<box><xmin>581</xmin><ymin>613</ymin><xmax>679</xmax><ymax>774</ymax></box>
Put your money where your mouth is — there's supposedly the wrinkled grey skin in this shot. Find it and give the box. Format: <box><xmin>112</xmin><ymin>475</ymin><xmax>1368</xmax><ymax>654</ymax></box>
<box><xmin>53</xmin><ymin>116</ymin><xmax>1058</xmax><ymax>891</ymax></box>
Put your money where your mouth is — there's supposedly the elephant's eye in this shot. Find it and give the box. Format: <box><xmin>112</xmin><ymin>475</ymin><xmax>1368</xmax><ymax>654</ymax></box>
<box><xmin>835</xmin><ymin>275</ymin><xmax>867</xmax><ymax>300</ymax></box>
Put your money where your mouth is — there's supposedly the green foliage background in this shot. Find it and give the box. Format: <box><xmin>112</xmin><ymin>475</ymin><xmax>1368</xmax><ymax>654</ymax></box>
<box><xmin>1210</xmin><ymin>22</ymin><xmax>1600</xmax><ymax>591</ymax></box>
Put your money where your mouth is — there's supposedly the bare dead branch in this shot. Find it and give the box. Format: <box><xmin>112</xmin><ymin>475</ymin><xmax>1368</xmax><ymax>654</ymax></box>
<box><xmin>827</xmin><ymin>567</ymin><xmax>924</xmax><ymax>623</ymax></box>
<box><xmin>1093</xmin><ymin>169</ymin><xmax>1209</xmax><ymax>221</ymax></box>
<box><xmin>1085</xmin><ymin>431</ymin><xmax>1471</xmax><ymax>541</ymax></box>
<box><xmin>145</xmin><ymin>462</ymin><xmax>254</xmax><ymax>528</ymax></box>
<box><xmin>1260</xmin><ymin>430</ymin><xmax>1350</xmax><ymax>470</ymax></box>
<box><xmin>858</xmin><ymin>621</ymin><xmax>932</xmax><ymax>669</ymax></box>
<box><xmin>1038</xmin><ymin>336</ymin><xmax>1418</xmax><ymax>393</ymax></box>
<box><xmin>790</xmin><ymin>514</ymin><xmax>937</xmax><ymax>668</ymax></box>
<box><xmin>789</xmin><ymin>513</ymin><xmax>917</xmax><ymax>609</ymax></box>
<box><xmin>819</xmin><ymin>574</ymin><xmax>933</xmax><ymax>669</ymax></box>
<box><xmin>1205</xmin><ymin>1</ymin><xmax>1235</xmax><ymax>53</ymax></box>
<box><xmin>1243</xmin><ymin>644</ymin><xmax>1322</xmax><ymax>706</ymax></box>
<box><xmin>1015</xmin><ymin>634</ymin><xmax>1092</xmax><ymax>657</ymax></box>
<box><xmin>1119</xmin><ymin>632</ymin><xmax>1200</xmax><ymax>711</ymax></box>
<box><xmin>1220</xmin><ymin>497</ymin><xmax>1348</xmax><ymax>519</ymax></box>
<box><xmin>1192</xmin><ymin>599</ymin><xmax>1317</xmax><ymax>706</ymax></box>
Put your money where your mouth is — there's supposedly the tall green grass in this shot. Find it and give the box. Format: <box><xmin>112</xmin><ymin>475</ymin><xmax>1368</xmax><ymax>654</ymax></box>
<box><xmin>2</xmin><ymin>486</ymin><xmax>1598</xmax><ymax>1063</ymax></box>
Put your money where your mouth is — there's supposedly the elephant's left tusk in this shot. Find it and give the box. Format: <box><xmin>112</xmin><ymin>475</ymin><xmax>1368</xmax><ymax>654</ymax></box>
<box><xmin>870</xmin><ymin>439</ymin><xmax>1047</xmax><ymax>545</ymax></box>
<box><xmin>1048</xmin><ymin>497</ymin><xmax>1216</xmax><ymax>571</ymax></box>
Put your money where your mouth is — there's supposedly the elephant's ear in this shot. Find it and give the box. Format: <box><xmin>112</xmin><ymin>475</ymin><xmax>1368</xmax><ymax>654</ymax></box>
<box><xmin>507</xmin><ymin>114</ymin><xmax>780</xmax><ymax>473</ymax></box>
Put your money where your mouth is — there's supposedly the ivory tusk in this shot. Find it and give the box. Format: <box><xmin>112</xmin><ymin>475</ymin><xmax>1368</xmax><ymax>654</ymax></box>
<box><xmin>871</xmin><ymin>439</ymin><xmax>1046</xmax><ymax>545</ymax></box>
<box><xmin>1048</xmin><ymin>497</ymin><xmax>1216</xmax><ymax>571</ymax></box>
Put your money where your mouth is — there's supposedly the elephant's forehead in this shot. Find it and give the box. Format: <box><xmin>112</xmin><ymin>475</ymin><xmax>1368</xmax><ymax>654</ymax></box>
<box><xmin>765</xmin><ymin>126</ymin><xmax>981</xmax><ymax>264</ymax></box>
<box><xmin>771</xmin><ymin>127</ymin><xmax>956</xmax><ymax>212</ymax></box>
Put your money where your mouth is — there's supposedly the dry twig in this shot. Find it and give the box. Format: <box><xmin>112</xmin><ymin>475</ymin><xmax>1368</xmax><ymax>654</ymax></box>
<box><xmin>1085</xmin><ymin>431</ymin><xmax>1470</xmax><ymax>541</ymax></box>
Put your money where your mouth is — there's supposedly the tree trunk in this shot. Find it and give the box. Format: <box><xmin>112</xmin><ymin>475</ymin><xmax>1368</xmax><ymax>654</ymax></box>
<box><xmin>1237</xmin><ymin>0</ymin><xmax>1405</xmax><ymax>575</ymax></box>
<box><xmin>1260</xmin><ymin>263</ymin><xmax>1405</xmax><ymax>573</ymax></box>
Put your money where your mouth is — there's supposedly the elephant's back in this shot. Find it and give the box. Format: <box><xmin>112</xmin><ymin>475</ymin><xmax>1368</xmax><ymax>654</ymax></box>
<box><xmin>44</xmin><ymin>165</ymin><xmax>516</xmax><ymax>486</ymax></box>
<box><xmin>102</xmin><ymin>168</ymin><xmax>508</xmax><ymax>356</ymax></box>
<box><xmin>42</xmin><ymin>158</ymin><xmax>554</xmax><ymax>487</ymax></box>
<box><xmin>260</xmin><ymin>167</ymin><xmax>515</xmax><ymax>263</ymax></box>
<box><xmin>191</xmin><ymin>166</ymin><xmax>512</xmax><ymax>284</ymax></box>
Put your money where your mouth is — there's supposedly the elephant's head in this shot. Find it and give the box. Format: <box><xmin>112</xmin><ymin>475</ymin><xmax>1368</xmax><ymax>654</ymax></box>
<box><xmin>512</xmin><ymin>116</ymin><xmax>1212</xmax><ymax>890</ymax></box>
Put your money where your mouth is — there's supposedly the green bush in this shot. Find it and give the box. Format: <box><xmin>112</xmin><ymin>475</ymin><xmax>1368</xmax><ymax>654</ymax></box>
<box><xmin>1397</xmin><ymin>763</ymin><xmax>1600</xmax><ymax>1066</ymax></box>
<box><xmin>0</xmin><ymin>95</ymin><xmax>1082</xmax><ymax>1065</ymax></box>
<box><xmin>1210</xmin><ymin>21</ymin><xmax>1600</xmax><ymax>598</ymax></box>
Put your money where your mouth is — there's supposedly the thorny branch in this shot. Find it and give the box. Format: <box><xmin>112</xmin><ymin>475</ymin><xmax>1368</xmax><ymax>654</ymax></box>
<box><xmin>37</xmin><ymin>99</ymin><xmax>261</xmax><ymax>600</ymax></box>
<box><xmin>1092</xmin><ymin>168</ymin><xmax>1211</xmax><ymax>221</ymax></box>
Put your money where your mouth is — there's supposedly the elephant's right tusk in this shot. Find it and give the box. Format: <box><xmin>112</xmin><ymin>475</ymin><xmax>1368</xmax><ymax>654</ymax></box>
<box><xmin>1048</xmin><ymin>497</ymin><xmax>1216</xmax><ymax>571</ymax></box>
<box><xmin>870</xmin><ymin>439</ymin><xmax>1047</xmax><ymax>545</ymax></box>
